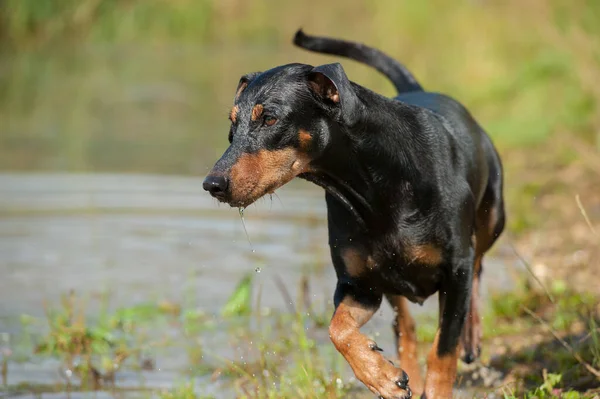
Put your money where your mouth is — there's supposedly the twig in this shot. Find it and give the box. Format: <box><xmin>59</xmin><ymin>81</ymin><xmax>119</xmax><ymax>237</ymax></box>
<box><xmin>522</xmin><ymin>306</ymin><xmax>600</xmax><ymax>380</ymax></box>
<box><xmin>510</xmin><ymin>244</ymin><xmax>555</xmax><ymax>303</ymax></box>
<box><xmin>575</xmin><ymin>194</ymin><xmax>598</xmax><ymax>237</ymax></box>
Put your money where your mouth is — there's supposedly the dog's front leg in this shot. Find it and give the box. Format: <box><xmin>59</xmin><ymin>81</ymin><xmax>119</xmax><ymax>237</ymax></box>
<box><xmin>329</xmin><ymin>284</ymin><xmax>412</xmax><ymax>399</ymax></box>
<box><xmin>423</xmin><ymin>255</ymin><xmax>474</xmax><ymax>399</ymax></box>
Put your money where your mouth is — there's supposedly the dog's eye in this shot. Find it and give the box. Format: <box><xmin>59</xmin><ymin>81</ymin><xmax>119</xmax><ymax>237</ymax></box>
<box><xmin>264</xmin><ymin>116</ymin><xmax>277</xmax><ymax>127</ymax></box>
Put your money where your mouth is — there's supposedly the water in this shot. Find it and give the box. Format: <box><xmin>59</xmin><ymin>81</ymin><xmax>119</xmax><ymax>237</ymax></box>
<box><xmin>0</xmin><ymin>173</ymin><xmax>519</xmax><ymax>398</ymax></box>
<box><xmin>0</xmin><ymin>34</ymin><xmax>528</xmax><ymax>398</ymax></box>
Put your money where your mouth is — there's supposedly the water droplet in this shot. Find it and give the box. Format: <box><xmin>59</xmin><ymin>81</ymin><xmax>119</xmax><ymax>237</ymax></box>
<box><xmin>255</xmin><ymin>267</ymin><xmax>261</xmax><ymax>273</ymax></box>
<box><xmin>238</xmin><ymin>207</ymin><xmax>255</xmax><ymax>253</ymax></box>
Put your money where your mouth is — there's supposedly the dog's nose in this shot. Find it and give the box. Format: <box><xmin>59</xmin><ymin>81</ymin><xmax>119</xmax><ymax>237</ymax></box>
<box><xmin>203</xmin><ymin>175</ymin><xmax>229</xmax><ymax>197</ymax></box>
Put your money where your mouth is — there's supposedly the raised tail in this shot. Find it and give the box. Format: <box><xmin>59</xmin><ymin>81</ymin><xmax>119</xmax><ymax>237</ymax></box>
<box><xmin>293</xmin><ymin>29</ymin><xmax>422</xmax><ymax>94</ymax></box>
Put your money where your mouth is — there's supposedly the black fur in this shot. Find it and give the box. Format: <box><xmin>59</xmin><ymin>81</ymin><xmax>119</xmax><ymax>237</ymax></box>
<box><xmin>204</xmin><ymin>30</ymin><xmax>505</xmax><ymax>380</ymax></box>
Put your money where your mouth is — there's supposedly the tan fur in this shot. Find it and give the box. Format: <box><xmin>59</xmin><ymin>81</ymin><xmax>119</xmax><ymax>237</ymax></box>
<box><xmin>230</xmin><ymin>106</ymin><xmax>239</xmax><ymax>123</ymax></box>
<box><xmin>407</xmin><ymin>243</ymin><xmax>443</xmax><ymax>265</ymax></box>
<box><xmin>251</xmin><ymin>104</ymin><xmax>264</xmax><ymax>121</ymax></box>
<box><xmin>341</xmin><ymin>248</ymin><xmax>366</xmax><ymax>277</ymax></box>
<box><xmin>329</xmin><ymin>298</ymin><xmax>411</xmax><ymax>398</ymax></box>
<box><xmin>229</xmin><ymin>148</ymin><xmax>310</xmax><ymax>207</ymax></box>
<box><xmin>389</xmin><ymin>295</ymin><xmax>424</xmax><ymax>395</ymax></box>
<box><xmin>235</xmin><ymin>81</ymin><xmax>248</xmax><ymax>99</ymax></box>
<box><xmin>424</xmin><ymin>331</ymin><xmax>459</xmax><ymax>399</ymax></box>
<box><xmin>298</xmin><ymin>129</ymin><xmax>312</xmax><ymax>151</ymax></box>
<box><xmin>460</xmin><ymin>199</ymin><xmax>503</xmax><ymax>361</ymax></box>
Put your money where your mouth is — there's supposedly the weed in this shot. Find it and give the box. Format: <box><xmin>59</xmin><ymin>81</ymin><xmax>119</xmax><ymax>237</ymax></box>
<box><xmin>501</xmin><ymin>371</ymin><xmax>595</xmax><ymax>399</ymax></box>
<box><xmin>158</xmin><ymin>381</ymin><xmax>215</xmax><ymax>399</ymax></box>
<box><xmin>30</xmin><ymin>291</ymin><xmax>186</xmax><ymax>390</ymax></box>
<box><xmin>227</xmin><ymin>311</ymin><xmax>348</xmax><ymax>399</ymax></box>
<box><xmin>489</xmin><ymin>281</ymin><xmax>600</xmax><ymax>395</ymax></box>
<box><xmin>34</xmin><ymin>291</ymin><xmax>137</xmax><ymax>389</ymax></box>
<box><xmin>489</xmin><ymin>279</ymin><xmax>596</xmax><ymax>329</ymax></box>
<box><xmin>221</xmin><ymin>274</ymin><xmax>253</xmax><ymax>318</ymax></box>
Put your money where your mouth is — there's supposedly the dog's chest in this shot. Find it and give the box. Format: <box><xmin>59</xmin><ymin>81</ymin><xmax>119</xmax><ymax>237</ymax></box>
<box><xmin>366</xmin><ymin>242</ymin><xmax>444</xmax><ymax>303</ymax></box>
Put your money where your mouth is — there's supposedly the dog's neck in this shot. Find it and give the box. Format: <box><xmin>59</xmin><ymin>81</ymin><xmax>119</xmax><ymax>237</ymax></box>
<box><xmin>302</xmin><ymin>86</ymin><xmax>426</xmax><ymax>233</ymax></box>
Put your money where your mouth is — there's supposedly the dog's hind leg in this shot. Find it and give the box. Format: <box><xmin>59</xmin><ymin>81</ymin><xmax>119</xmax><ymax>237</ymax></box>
<box><xmin>461</xmin><ymin>180</ymin><xmax>506</xmax><ymax>363</ymax></box>
<box><xmin>424</xmin><ymin>251</ymin><xmax>474</xmax><ymax>399</ymax></box>
<box><xmin>386</xmin><ymin>294</ymin><xmax>424</xmax><ymax>395</ymax></box>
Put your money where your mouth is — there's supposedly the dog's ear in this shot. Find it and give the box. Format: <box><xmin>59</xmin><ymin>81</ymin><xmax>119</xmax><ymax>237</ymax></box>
<box><xmin>308</xmin><ymin>63</ymin><xmax>360</xmax><ymax>124</ymax></box>
<box><xmin>234</xmin><ymin>72</ymin><xmax>261</xmax><ymax>100</ymax></box>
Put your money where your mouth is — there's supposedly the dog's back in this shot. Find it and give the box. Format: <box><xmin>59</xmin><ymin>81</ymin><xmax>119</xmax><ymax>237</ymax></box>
<box><xmin>294</xmin><ymin>30</ymin><xmax>503</xmax><ymax>214</ymax></box>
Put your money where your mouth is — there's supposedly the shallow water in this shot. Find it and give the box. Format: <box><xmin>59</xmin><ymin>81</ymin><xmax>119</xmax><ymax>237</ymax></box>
<box><xmin>0</xmin><ymin>173</ymin><xmax>517</xmax><ymax>398</ymax></box>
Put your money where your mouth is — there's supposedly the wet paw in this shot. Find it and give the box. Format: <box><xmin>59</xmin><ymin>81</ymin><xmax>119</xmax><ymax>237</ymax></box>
<box><xmin>396</xmin><ymin>370</ymin><xmax>410</xmax><ymax>389</ymax></box>
<box><xmin>367</xmin><ymin>367</ymin><xmax>412</xmax><ymax>399</ymax></box>
<box><xmin>346</xmin><ymin>339</ymin><xmax>412</xmax><ymax>398</ymax></box>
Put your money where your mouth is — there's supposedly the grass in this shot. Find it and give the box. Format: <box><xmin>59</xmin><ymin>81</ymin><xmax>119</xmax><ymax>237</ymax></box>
<box><xmin>0</xmin><ymin>1</ymin><xmax>598</xmax><ymax>246</ymax></box>
<box><xmin>0</xmin><ymin>1</ymin><xmax>599</xmax><ymax>171</ymax></box>
<box><xmin>29</xmin><ymin>291</ymin><xmax>181</xmax><ymax>390</ymax></box>
<box><xmin>485</xmin><ymin>278</ymin><xmax>600</xmax><ymax>396</ymax></box>
<box><xmin>5</xmin><ymin>271</ymin><xmax>597</xmax><ymax>398</ymax></box>
<box><xmin>6</xmin><ymin>276</ymin><xmax>348</xmax><ymax>398</ymax></box>
<box><xmin>1</xmin><ymin>1</ymin><xmax>599</xmax><ymax>397</ymax></box>
<box><xmin>1</xmin><ymin>1</ymin><xmax>598</xmax><ymax>247</ymax></box>
<box><xmin>224</xmin><ymin>312</ymin><xmax>348</xmax><ymax>399</ymax></box>
<box><xmin>159</xmin><ymin>382</ymin><xmax>215</xmax><ymax>399</ymax></box>
<box><xmin>501</xmin><ymin>372</ymin><xmax>590</xmax><ymax>399</ymax></box>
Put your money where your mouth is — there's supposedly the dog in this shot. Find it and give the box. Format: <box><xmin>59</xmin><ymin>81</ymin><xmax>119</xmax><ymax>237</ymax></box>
<box><xmin>203</xmin><ymin>30</ymin><xmax>505</xmax><ymax>399</ymax></box>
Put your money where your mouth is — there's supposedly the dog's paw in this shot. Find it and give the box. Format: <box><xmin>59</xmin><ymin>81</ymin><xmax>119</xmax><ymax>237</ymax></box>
<box><xmin>344</xmin><ymin>339</ymin><xmax>412</xmax><ymax>399</ymax></box>
<box><xmin>366</xmin><ymin>367</ymin><xmax>412</xmax><ymax>399</ymax></box>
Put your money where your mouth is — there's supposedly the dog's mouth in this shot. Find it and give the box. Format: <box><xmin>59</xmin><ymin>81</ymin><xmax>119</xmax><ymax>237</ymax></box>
<box><xmin>206</xmin><ymin>149</ymin><xmax>311</xmax><ymax>208</ymax></box>
<box><xmin>222</xmin><ymin>180</ymin><xmax>282</xmax><ymax>208</ymax></box>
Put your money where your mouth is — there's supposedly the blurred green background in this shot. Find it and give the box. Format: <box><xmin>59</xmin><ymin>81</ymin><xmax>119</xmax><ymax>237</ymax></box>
<box><xmin>1</xmin><ymin>0</ymin><xmax>598</xmax><ymax>175</ymax></box>
<box><xmin>1</xmin><ymin>1</ymin><xmax>599</xmax><ymax>398</ymax></box>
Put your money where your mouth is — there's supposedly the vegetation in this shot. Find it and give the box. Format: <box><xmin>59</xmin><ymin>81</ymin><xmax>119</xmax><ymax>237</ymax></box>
<box><xmin>2</xmin><ymin>272</ymin><xmax>596</xmax><ymax>398</ymax></box>
<box><xmin>1</xmin><ymin>0</ymin><xmax>599</xmax><ymax>398</ymax></box>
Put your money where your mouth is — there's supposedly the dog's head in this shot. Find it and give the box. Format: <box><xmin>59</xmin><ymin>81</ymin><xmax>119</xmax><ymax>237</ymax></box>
<box><xmin>203</xmin><ymin>62</ymin><xmax>359</xmax><ymax>207</ymax></box>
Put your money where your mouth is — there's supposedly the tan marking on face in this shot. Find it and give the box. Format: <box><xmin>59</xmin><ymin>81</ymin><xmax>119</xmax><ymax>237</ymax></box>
<box><xmin>230</xmin><ymin>105</ymin><xmax>239</xmax><ymax>123</ymax></box>
<box><xmin>298</xmin><ymin>129</ymin><xmax>312</xmax><ymax>151</ymax></box>
<box><xmin>251</xmin><ymin>104</ymin><xmax>264</xmax><ymax>121</ymax></box>
<box><xmin>329</xmin><ymin>297</ymin><xmax>411</xmax><ymax>398</ymax></box>
<box><xmin>341</xmin><ymin>248</ymin><xmax>366</xmax><ymax>277</ymax></box>
<box><xmin>424</xmin><ymin>331</ymin><xmax>459</xmax><ymax>398</ymax></box>
<box><xmin>407</xmin><ymin>243</ymin><xmax>443</xmax><ymax>266</ymax></box>
<box><xmin>235</xmin><ymin>81</ymin><xmax>248</xmax><ymax>99</ymax></box>
<box><xmin>229</xmin><ymin>148</ymin><xmax>311</xmax><ymax>207</ymax></box>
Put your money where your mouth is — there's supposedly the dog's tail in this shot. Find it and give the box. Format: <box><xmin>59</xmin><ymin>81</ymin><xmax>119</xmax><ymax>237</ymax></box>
<box><xmin>293</xmin><ymin>29</ymin><xmax>422</xmax><ymax>94</ymax></box>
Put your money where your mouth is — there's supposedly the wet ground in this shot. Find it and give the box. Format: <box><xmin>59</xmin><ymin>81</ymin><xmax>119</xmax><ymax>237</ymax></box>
<box><xmin>0</xmin><ymin>173</ymin><xmax>520</xmax><ymax>398</ymax></box>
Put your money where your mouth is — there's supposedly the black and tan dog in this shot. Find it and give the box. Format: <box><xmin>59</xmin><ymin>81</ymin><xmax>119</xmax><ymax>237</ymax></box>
<box><xmin>203</xmin><ymin>30</ymin><xmax>505</xmax><ymax>399</ymax></box>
